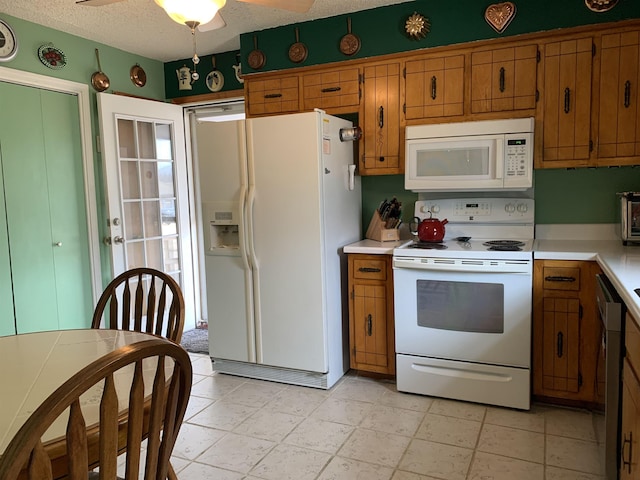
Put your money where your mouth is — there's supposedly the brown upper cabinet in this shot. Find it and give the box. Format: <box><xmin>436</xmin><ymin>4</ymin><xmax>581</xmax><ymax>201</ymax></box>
<box><xmin>302</xmin><ymin>67</ymin><xmax>360</xmax><ymax>112</ymax></box>
<box><xmin>360</xmin><ymin>62</ymin><xmax>402</xmax><ymax>175</ymax></box>
<box><xmin>471</xmin><ymin>44</ymin><xmax>539</xmax><ymax>113</ymax></box>
<box><xmin>404</xmin><ymin>53</ymin><xmax>464</xmax><ymax>120</ymax></box>
<box><xmin>246</xmin><ymin>75</ymin><xmax>300</xmax><ymax>117</ymax></box>
<box><xmin>537</xmin><ymin>37</ymin><xmax>594</xmax><ymax>168</ymax></box>
<box><xmin>597</xmin><ymin>30</ymin><xmax>640</xmax><ymax>165</ymax></box>
<box><xmin>238</xmin><ymin>19</ymin><xmax>640</xmax><ymax>174</ymax></box>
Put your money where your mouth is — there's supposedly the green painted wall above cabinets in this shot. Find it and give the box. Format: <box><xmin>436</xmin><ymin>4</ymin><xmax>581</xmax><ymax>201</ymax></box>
<box><xmin>164</xmin><ymin>50</ymin><xmax>243</xmax><ymax>100</ymax></box>
<box><xmin>238</xmin><ymin>0</ymin><xmax>640</xmax><ymax>74</ymax></box>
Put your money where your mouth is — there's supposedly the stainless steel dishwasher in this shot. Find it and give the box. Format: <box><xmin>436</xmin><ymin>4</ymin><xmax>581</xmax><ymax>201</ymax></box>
<box><xmin>595</xmin><ymin>273</ymin><xmax>624</xmax><ymax>480</ymax></box>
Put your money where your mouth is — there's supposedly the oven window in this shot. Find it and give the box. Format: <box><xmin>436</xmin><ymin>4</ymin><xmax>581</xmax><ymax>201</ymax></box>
<box><xmin>416</xmin><ymin>280</ymin><xmax>504</xmax><ymax>333</ymax></box>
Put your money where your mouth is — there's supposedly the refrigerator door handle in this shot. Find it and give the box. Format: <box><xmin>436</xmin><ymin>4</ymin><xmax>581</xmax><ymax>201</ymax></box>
<box><xmin>245</xmin><ymin>120</ymin><xmax>263</xmax><ymax>363</ymax></box>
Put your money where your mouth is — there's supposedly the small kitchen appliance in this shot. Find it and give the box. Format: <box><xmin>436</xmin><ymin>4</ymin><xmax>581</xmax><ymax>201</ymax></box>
<box><xmin>618</xmin><ymin>191</ymin><xmax>640</xmax><ymax>245</ymax></box>
<box><xmin>405</xmin><ymin>117</ymin><xmax>534</xmax><ymax>192</ymax></box>
<box><xmin>393</xmin><ymin>197</ymin><xmax>534</xmax><ymax>410</ymax></box>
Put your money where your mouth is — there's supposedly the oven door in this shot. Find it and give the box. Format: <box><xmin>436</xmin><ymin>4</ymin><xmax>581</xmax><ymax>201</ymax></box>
<box><xmin>393</xmin><ymin>257</ymin><xmax>532</xmax><ymax>368</ymax></box>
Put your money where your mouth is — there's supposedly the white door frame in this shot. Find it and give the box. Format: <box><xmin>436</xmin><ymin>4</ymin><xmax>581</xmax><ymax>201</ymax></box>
<box><xmin>181</xmin><ymin>97</ymin><xmax>245</xmax><ymax>326</ymax></box>
<box><xmin>0</xmin><ymin>66</ymin><xmax>102</xmax><ymax>303</ymax></box>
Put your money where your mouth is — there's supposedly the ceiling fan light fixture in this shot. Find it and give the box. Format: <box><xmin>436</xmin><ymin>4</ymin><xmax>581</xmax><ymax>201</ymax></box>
<box><xmin>154</xmin><ymin>0</ymin><xmax>226</xmax><ymax>27</ymax></box>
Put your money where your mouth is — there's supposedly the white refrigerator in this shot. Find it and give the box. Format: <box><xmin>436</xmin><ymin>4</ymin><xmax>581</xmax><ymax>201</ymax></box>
<box><xmin>192</xmin><ymin>110</ymin><xmax>361</xmax><ymax>389</ymax></box>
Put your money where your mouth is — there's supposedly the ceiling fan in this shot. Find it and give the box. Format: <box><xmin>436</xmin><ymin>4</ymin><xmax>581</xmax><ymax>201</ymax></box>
<box><xmin>76</xmin><ymin>0</ymin><xmax>315</xmax><ymax>32</ymax></box>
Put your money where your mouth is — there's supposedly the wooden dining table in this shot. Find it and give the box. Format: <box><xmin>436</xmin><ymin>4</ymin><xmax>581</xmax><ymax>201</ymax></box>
<box><xmin>0</xmin><ymin>328</ymin><xmax>161</xmax><ymax>477</ymax></box>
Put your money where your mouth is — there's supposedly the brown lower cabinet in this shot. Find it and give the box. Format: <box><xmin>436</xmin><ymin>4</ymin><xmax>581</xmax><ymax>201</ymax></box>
<box><xmin>532</xmin><ymin>260</ymin><xmax>603</xmax><ymax>406</ymax></box>
<box><xmin>347</xmin><ymin>254</ymin><xmax>395</xmax><ymax>375</ymax></box>
<box><xmin>621</xmin><ymin>311</ymin><xmax>640</xmax><ymax>479</ymax></box>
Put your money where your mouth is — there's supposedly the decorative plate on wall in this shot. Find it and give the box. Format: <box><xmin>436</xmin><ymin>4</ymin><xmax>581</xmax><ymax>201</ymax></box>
<box><xmin>585</xmin><ymin>0</ymin><xmax>619</xmax><ymax>12</ymax></box>
<box><xmin>38</xmin><ymin>44</ymin><xmax>66</xmax><ymax>69</ymax></box>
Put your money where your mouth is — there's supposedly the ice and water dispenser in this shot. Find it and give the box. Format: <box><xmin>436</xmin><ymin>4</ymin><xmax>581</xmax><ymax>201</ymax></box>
<box><xmin>202</xmin><ymin>202</ymin><xmax>241</xmax><ymax>255</ymax></box>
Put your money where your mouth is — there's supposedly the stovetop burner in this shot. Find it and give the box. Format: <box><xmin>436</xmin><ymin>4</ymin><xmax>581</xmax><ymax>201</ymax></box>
<box><xmin>483</xmin><ymin>240</ymin><xmax>525</xmax><ymax>252</ymax></box>
<box><xmin>409</xmin><ymin>241</ymin><xmax>448</xmax><ymax>250</ymax></box>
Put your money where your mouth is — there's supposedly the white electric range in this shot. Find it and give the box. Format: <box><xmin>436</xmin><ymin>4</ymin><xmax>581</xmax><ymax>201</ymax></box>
<box><xmin>393</xmin><ymin>198</ymin><xmax>534</xmax><ymax>410</ymax></box>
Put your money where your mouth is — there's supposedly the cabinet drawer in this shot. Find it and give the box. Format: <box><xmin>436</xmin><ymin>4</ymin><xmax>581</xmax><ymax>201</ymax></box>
<box><xmin>302</xmin><ymin>68</ymin><xmax>360</xmax><ymax>110</ymax></box>
<box><xmin>352</xmin><ymin>258</ymin><xmax>387</xmax><ymax>280</ymax></box>
<box><xmin>627</xmin><ymin>312</ymin><xmax>640</xmax><ymax>373</ymax></box>
<box><xmin>247</xmin><ymin>76</ymin><xmax>299</xmax><ymax>115</ymax></box>
<box><xmin>542</xmin><ymin>266</ymin><xmax>581</xmax><ymax>291</ymax></box>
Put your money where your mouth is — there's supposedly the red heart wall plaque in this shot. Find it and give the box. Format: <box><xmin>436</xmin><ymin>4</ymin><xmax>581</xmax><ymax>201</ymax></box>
<box><xmin>485</xmin><ymin>2</ymin><xmax>517</xmax><ymax>34</ymax></box>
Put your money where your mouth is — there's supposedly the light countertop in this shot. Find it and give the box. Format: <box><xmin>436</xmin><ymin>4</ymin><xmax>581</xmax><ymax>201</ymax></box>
<box><xmin>344</xmin><ymin>236</ymin><xmax>640</xmax><ymax>321</ymax></box>
<box><xmin>535</xmin><ymin>239</ymin><xmax>640</xmax><ymax>322</ymax></box>
<box><xmin>343</xmin><ymin>239</ymin><xmax>412</xmax><ymax>255</ymax></box>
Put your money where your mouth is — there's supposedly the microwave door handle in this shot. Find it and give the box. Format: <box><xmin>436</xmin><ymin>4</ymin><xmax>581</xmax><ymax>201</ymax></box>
<box><xmin>494</xmin><ymin>139</ymin><xmax>504</xmax><ymax>179</ymax></box>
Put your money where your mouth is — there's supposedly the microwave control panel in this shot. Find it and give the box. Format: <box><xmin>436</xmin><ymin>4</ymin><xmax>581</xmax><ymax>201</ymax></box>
<box><xmin>505</xmin><ymin>138</ymin><xmax>529</xmax><ymax>178</ymax></box>
<box><xmin>504</xmin><ymin>132</ymin><xmax>533</xmax><ymax>187</ymax></box>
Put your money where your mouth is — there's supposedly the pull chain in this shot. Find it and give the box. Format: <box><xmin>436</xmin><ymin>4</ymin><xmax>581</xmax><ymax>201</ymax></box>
<box><xmin>190</xmin><ymin>25</ymin><xmax>200</xmax><ymax>81</ymax></box>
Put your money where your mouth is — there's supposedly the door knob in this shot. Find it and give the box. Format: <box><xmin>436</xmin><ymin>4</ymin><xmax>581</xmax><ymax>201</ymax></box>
<box><xmin>54</xmin><ymin>242</ymin><xmax>63</xmax><ymax>247</ymax></box>
<box><xmin>113</xmin><ymin>236</ymin><xmax>124</xmax><ymax>244</ymax></box>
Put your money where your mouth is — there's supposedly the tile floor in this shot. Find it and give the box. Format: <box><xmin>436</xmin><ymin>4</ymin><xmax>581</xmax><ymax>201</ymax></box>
<box><xmin>170</xmin><ymin>353</ymin><xmax>606</xmax><ymax>480</ymax></box>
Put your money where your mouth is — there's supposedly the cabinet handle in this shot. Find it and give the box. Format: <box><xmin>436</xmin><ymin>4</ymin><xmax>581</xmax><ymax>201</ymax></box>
<box><xmin>378</xmin><ymin>106</ymin><xmax>384</xmax><ymax>128</ymax></box>
<box><xmin>264</xmin><ymin>93</ymin><xmax>283</xmax><ymax>99</ymax></box>
<box><xmin>358</xmin><ymin>267</ymin><xmax>381</xmax><ymax>273</ymax></box>
<box><xmin>564</xmin><ymin>87</ymin><xmax>571</xmax><ymax>113</ymax></box>
<box><xmin>622</xmin><ymin>432</ymin><xmax>633</xmax><ymax>474</ymax></box>
<box><xmin>499</xmin><ymin>67</ymin><xmax>506</xmax><ymax>93</ymax></box>
<box><xmin>321</xmin><ymin>86</ymin><xmax>341</xmax><ymax>93</ymax></box>
<box><xmin>624</xmin><ymin>80</ymin><xmax>631</xmax><ymax>108</ymax></box>
<box><xmin>366</xmin><ymin>314</ymin><xmax>373</xmax><ymax>336</ymax></box>
<box><xmin>431</xmin><ymin>76</ymin><xmax>437</xmax><ymax>100</ymax></box>
<box><xmin>557</xmin><ymin>332</ymin><xmax>563</xmax><ymax>358</ymax></box>
<box><xmin>544</xmin><ymin>276</ymin><xmax>576</xmax><ymax>283</ymax></box>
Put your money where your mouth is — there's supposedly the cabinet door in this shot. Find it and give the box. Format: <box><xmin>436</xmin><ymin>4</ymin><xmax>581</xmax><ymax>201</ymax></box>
<box><xmin>246</xmin><ymin>76</ymin><xmax>299</xmax><ymax>116</ymax></box>
<box><xmin>540</xmin><ymin>38</ymin><xmax>593</xmax><ymax>166</ymax></box>
<box><xmin>361</xmin><ymin>63</ymin><xmax>402</xmax><ymax>175</ymax></box>
<box><xmin>621</xmin><ymin>359</ymin><xmax>640</xmax><ymax>480</ymax></box>
<box><xmin>302</xmin><ymin>67</ymin><xmax>360</xmax><ymax>111</ymax></box>
<box><xmin>471</xmin><ymin>44</ymin><xmax>538</xmax><ymax>113</ymax></box>
<box><xmin>405</xmin><ymin>54</ymin><xmax>464</xmax><ymax>119</ymax></box>
<box><xmin>598</xmin><ymin>31</ymin><xmax>640</xmax><ymax>163</ymax></box>
<box><xmin>348</xmin><ymin>254</ymin><xmax>395</xmax><ymax>375</ymax></box>
<box><xmin>541</xmin><ymin>297</ymin><xmax>581</xmax><ymax>393</ymax></box>
<box><xmin>352</xmin><ymin>284</ymin><xmax>389</xmax><ymax>370</ymax></box>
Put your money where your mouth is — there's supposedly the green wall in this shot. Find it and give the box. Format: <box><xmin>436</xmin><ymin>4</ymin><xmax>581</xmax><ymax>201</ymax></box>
<box><xmin>238</xmin><ymin>0</ymin><xmax>640</xmax><ymax>74</ymax></box>
<box><xmin>0</xmin><ymin>14</ymin><xmax>166</xmax><ymax>282</ymax></box>
<box><xmin>535</xmin><ymin>167</ymin><xmax>640</xmax><ymax>224</ymax></box>
<box><xmin>164</xmin><ymin>50</ymin><xmax>243</xmax><ymax>100</ymax></box>
<box><xmin>364</xmin><ymin>167</ymin><xmax>640</xmax><ymax>227</ymax></box>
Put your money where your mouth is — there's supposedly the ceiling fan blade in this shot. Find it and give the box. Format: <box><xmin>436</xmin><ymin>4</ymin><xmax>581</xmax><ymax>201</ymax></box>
<box><xmin>198</xmin><ymin>12</ymin><xmax>227</xmax><ymax>32</ymax></box>
<box><xmin>75</xmin><ymin>0</ymin><xmax>126</xmax><ymax>5</ymax></box>
<box><xmin>237</xmin><ymin>0</ymin><xmax>314</xmax><ymax>13</ymax></box>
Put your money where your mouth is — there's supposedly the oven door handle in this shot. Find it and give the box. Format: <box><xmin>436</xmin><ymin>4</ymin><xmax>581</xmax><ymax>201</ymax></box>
<box><xmin>393</xmin><ymin>258</ymin><xmax>531</xmax><ymax>274</ymax></box>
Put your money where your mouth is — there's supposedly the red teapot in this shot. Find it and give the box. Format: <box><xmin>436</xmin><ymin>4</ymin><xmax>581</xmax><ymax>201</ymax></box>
<box><xmin>410</xmin><ymin>212</ymin><xmax>448</xmax><ymax>242</ymax></box>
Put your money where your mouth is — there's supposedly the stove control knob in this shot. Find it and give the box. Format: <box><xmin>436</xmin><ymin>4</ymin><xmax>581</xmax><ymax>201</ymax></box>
<box><xmin>505</xmin><ymin>203</ymin><xmax>516</xmax><ymax>213</ymax></box>
<box><xmin>431</xmin><ymin>205</ymin><xmax>440</xmax><ymax>214</ymax></box>
<box><xmin>516</xmin><ymin>203</ymin><xmax>528</xmax><ymax>213</ymax></box>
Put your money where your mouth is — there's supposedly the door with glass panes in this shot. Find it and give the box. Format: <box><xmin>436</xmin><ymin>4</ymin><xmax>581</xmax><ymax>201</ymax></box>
<box><xmin>97</xmin><ymin>93</ymin><xmax>195</xmax><ymax>325</ymax></box>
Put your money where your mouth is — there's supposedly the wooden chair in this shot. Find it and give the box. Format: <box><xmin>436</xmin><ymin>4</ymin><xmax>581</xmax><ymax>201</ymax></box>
<box><xmin>92</xmin><ymin>268</ymin><xmax>185</xmax><ymax>344</ymax></box>
<box><xmin>0</xmin><ymin>337</ymin><xmax>192</xmax><ymax>480</ymax></box>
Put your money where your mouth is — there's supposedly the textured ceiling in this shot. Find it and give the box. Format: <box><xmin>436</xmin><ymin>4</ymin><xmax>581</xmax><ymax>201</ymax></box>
<box><xmin>1</xmin><ymin>0</ymin><xmax>415</xmax><ymax>62</ymax></box>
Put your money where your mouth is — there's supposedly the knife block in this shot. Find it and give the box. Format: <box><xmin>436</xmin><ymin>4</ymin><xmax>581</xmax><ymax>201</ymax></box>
<box><xmin>365</xmin><ymin>211</ymin><xmax>400</xmax><ymax>242</ymax></box>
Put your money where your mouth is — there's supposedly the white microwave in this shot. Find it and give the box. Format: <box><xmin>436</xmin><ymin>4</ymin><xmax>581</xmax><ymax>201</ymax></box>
<box><xmin>405</xmin><ymin>117</ymin><xmax>534</xmax><ymax>192</ymax></box>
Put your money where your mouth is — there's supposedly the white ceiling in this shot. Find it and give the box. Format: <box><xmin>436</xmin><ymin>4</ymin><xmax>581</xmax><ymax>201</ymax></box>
<box><xmin>1</xmin><ymin>0</ymin><xmax>415</xmax><ymax>62</ymax></box>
